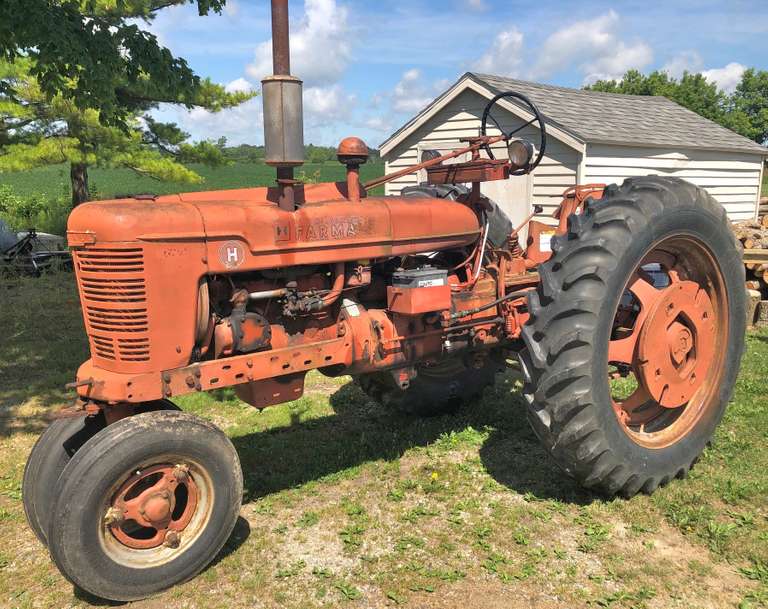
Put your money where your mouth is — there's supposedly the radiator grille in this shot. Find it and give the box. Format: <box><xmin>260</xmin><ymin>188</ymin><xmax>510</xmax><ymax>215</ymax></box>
<box><xmin>75</xmin><ymin>247</ymin><xmax>150</xmax><ymax>363</ymax></box>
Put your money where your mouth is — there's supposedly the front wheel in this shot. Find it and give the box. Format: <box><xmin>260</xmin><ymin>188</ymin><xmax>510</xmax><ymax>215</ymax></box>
<box><xmin>520</xmin><ymin>176</ymin><xmax>745</xmax><ymax>497</ymax></box>
<box><xmin>48</xmin><ymin>411</ymin><xmax>242</xmax><ymax>601</ymax></box>
<box><xmin>23</xmin><ymin>399</ymin><xmax>179</xmax><ymax>546</ymax></box>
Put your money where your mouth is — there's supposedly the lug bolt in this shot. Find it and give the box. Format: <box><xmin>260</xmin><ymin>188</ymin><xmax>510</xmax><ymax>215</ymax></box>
<box><xmin>104</xmin><ymin>507</ymin><xmax>124</xmax><ymax>526</ymax></box>
<box><xmin>163</xmin><ymin>530</ymin><xmax>181</xmax><ymax>548</ymax></box>
<box><xmin>173</xmin><ymin>463</ymin><xmax>190</xmax><ymax>482</ymax></box>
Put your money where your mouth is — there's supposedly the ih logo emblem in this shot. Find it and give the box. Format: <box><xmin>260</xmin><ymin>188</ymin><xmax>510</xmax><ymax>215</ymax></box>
<box><xmin>274</xmin><ymin>223</ymin><xmax>290</xmax><ymax>242</ymax></box>
<box><xmin>218</xmin><ymin>241</ymin><xmax>246</xmax><ymax>269</ymax></box>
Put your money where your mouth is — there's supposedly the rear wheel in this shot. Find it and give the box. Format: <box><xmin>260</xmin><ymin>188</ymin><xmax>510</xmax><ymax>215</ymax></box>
<box><xmin>356</xmin><ymin>353</ymin><xmax>501</xmax><ymax>416</ymax></box>
<box><xmin>520</xmin><ymin>176</ymin><xmax>745</xmax><ymax>497</ymax></box>
<box><xmin>23</xmin><ymin>400</ymin><xmax>178</xmax><ymax>546</ymax></box>
<box><xmin>48</xmin><ymin>410</ymin><xmax>242</xmax><ymax>601</ymax></box>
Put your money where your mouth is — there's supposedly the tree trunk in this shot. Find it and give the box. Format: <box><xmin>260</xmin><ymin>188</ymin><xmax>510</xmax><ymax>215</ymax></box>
<box><xmin>70</xmin><ymin>162</ymin><xmax>90</xmax><ymax>207</ymax></box>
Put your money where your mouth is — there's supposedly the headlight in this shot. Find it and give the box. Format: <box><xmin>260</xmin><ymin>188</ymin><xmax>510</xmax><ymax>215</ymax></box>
<box><xmin>507</xmin><ymin>139</ymin><xmax>535</xmax><ymax>168</ymax></box>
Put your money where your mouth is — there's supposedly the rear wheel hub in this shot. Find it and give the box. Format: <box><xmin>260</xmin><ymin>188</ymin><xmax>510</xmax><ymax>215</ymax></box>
<box><xmin>636</xmin><ymin>280</ymin><xmax>715</xmax><ymax>408</ymax></box>
<box><xmin>607</xmin><ymin>236</ymin><xmax>727</xmax><ymax>448</ymax></box>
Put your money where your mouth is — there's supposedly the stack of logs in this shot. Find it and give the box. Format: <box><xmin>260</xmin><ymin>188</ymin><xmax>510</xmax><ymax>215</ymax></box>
<box><xmin>733</xmin><ymin>215</ymin><xmax>768</xmax><ymax>290</ymax></box>
<box><xmin>736</xmin><ymin>196</ymin><xmax>768</xmax><ymax>326</ymax></box>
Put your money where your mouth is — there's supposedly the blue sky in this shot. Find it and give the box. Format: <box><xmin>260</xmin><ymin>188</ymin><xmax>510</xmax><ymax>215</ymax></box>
<box><xmin>148</xmin><ymin>0</ymin><xmax>768</xmax><ymax>148</ymax></box>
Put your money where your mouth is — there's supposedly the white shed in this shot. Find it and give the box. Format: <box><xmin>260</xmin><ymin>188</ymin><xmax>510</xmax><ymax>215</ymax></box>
<box><xmin>380</xmin><ymin>73</ymin><xmax>768</xmax><ymax>226</ymax></box>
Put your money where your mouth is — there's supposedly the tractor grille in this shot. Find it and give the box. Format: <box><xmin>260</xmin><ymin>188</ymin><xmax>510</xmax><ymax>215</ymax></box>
<box><xmin>74</xmin><ymin>247</ymin><xmax>151</xmax><ymax>363</ymax></box>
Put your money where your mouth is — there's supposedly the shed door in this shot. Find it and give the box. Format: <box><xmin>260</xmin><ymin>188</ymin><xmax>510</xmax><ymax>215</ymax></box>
<box><xmin>481</xmin><ymin>175</ymin><xmax>533</xmax><ymax>231</ymax></box>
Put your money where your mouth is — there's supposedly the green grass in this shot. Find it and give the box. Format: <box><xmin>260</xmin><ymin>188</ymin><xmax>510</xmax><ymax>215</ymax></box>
<box><xmin>0</xmin><ymin>161</ymin><xmax>385</xmax><ymax>201</ymax></box>
<box><xmin>0</xmin><ymin>272</ymin><xmax>766</xmax><ymax>608</ymax></box>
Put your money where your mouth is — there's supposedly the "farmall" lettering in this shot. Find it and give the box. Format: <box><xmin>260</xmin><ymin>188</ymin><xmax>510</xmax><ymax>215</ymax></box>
<box><xmin>296</xmin><ymin>216</ymin><xmax>368</xmax><ymax>241</ymax></box>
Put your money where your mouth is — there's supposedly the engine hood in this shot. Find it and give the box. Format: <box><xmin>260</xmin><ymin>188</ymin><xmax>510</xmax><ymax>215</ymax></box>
<box><xmin>67</xmin><ymin>182</ymin><xmax>481</xmax><ymax>271</ymax></box>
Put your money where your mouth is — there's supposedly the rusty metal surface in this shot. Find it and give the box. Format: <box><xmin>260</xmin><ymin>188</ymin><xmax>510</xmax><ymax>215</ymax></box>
<box><xmin>636</xmin><ymin>280</ymin><xmax>715</xmax><ymax>408</ymax></box>
<box><xmin>337</xmin><ymin>136</ymin><xmax>368</xmax><ymax>160</ymax></box>
<box><xmin>270</xmin><ymin>0</ymin><xmax>290</xmax><ymax>75</ymax></box>
<box><xmin>108</xmin><ymin>463</ymin><xmax>199</xmax><ymax>550</ymax></box>
<box><xmin>387</xmin><ymin>284</ymin><xmax>452</xmax><ymax>315</ymax></box>
<box><xmin>427</xmin><ymin>159</ymin><xmax>511</xmax><ymax>185</ymax></box>
<box><xmin>235</xmin><ymin>373</ymin><xmax>306</xmax><ymax>409</ymax></box>
<box><xmin>363</xmin><ymin>134</ymin><xmax>508</xmax><ymax>191</ymax></box>
<box><xmin>608</xmin><ymin>238</ymin><xmax>728</xmax><ymax>449</ymax></box>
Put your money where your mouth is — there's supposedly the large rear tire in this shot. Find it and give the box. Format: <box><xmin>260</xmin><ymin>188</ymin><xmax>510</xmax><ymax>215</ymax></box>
<box><xmin>48</xmin><ymin>410</ymin><xmax>242</xmax><ymax>601</ymax></box>
<box><xmin>520</xmin><ymin>176</ymin><xmax>745</xmax><ymax>497</ymax></box>
<box><xmin>356</xmin><ymin>354</ymin><xmax>501</xmax><ymax>417</ymax></box>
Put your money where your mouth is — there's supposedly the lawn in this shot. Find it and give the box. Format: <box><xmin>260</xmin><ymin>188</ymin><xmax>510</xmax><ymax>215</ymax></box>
<box><xmin>0</xmin><ymin>272</ymin><xmax>766</xmax><ymax>609</ymax></box>
<box><xmin>0</xmin><ymin>161</ymin><xmax>386</xmax><ymax>201</ymax></box>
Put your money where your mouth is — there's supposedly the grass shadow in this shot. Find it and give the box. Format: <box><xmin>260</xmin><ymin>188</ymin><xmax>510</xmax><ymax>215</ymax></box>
<box><xmin>0</xmin><ymin>272</ymin><xmax>89</xmax><ymax>437</ymax></box>
<box><xmin>230</xmin><ymin>374</ymin><xmax>596</xmax><ymax>505</ymax></box>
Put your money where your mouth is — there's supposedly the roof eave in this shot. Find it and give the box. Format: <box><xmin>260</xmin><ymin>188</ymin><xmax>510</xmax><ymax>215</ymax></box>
<box><xmin>584</xmin><ymin>138</ymin><xmax>768</xmax><ymax>157</ymax></box>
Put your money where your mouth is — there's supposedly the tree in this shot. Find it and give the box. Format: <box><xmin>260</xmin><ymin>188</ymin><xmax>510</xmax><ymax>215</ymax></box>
<box><xmin>726</xmin><ymin>69</ymin><xmax>768</xmax><ymax>145</ymax></box>
<box><xmin>0</xmin><ymin>1</ymin><xmax>254</xmax><ymax>205</ymax></box>
<box><xmin>586</xmin><ymin>68</ymin><xmax>768</xmax><ymax>146</ymax></box>
<box><xmin>0</xmin><ymin>0</ymin><xmax>230</xmax><ymax>127</ymax></box>
<box><xmin>0</xmin><ymin>59</ymin><xmax>252</xmax><ymax>205</ymax></box>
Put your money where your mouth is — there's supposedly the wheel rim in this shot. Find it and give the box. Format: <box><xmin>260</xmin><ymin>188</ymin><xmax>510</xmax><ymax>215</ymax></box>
<box><xmin>608</xmin><ymin>235</ymin><xmax>728</xmax><ymax>449</ymax></box>
<box><xmin>99</xmin><ymin>456</ymin><xmax>214</xmax><ymax>567</ymax></box>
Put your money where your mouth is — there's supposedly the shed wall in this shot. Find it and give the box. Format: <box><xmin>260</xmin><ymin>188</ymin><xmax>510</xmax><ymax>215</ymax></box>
<box><xmin>584</xmin><ymin>144</ymin><xmax>764</xmax><ymax>221</ymax></box>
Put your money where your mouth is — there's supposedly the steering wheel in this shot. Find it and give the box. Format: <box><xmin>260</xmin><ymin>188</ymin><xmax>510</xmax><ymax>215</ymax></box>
<box><xmin>480</xmin><ymin>91</ymin><xmax>547</xmax><ymax>176</ymax></box>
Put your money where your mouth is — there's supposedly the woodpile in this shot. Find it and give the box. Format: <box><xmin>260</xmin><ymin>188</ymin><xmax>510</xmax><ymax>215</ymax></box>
<box><xmin>760</xmin><ymin>196</ymin><xmax>768</xmax><ymax>218</ymax></box>
<box><xmin>734</xmin><ymin>218</ymin><xmax>768</xmax><ymax>273</ymax></box>
<box><xmin>734</xmin><ymin>208</ymin><xmax>768</xmax><ymax>326</ymax></box>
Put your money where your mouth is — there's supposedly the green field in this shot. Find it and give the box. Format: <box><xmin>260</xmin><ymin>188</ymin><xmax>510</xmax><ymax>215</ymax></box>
<box><xmin>0</xmin><ymin>161</ymin><xmax>386</xmax><ymax>201</ymax></box>
<box><xmin>0</xmin><ymin>272</ymin><xmax>767</xmax><ymax>609</ymax></box>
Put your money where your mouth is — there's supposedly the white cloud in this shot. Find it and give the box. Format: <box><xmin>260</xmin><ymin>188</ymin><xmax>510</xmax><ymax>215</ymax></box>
<box><xmin>582</xmin><ymin>40</ymin><xmax>653</xmax><ymax>84</ymax></box>
<box><xmin>246</xmin><ymin>0</ymin><xmax>352</xmax><ymax>87</ymax></box>
<box><xmin>179</xmin><ymin>97</ymin><xmax>264</xmax><ymax>146</ymax></box>
<box><xmin>392</xmin><ymin>69</ymin><xmax>434</xmax><ymax>113</ymax></box>
<box><xmin>472</xmin><ymin>28</ymin><xmax>524</xmax><ymax>76</ymax></box>
<box><xmin>531</xmin><ymin>11</ymin><xmax>652</xmax><ymax>83</ymax></box>
<box><xmin>702</xmin><ymin>62</ymin><xmax>746</xmax><ymax>93</ymax></box>
<box><xmin>224</xmin><ymin>77</ymin><xmax>254</xmax><ymax>93</ymax></box>
<box><xmin>304</xmin><ymin>85</ymin><xmax>356</xmax><ymax>125</ymax></box>
<box><xmin>661</xmin><ymin>50</ymin><xmax>704</xmax><ymax>79</ymax></box>
<box><xmin>364</xmin><ymin>116</ymin><xmax>393</xmax><ymax>132</ymax></box>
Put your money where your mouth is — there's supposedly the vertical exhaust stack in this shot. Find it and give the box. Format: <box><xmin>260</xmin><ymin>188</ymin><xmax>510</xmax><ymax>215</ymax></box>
<box><xmin>263</xmin><ymin>0</ymin><xmax>304</xmax><ymax>210</ymax></box>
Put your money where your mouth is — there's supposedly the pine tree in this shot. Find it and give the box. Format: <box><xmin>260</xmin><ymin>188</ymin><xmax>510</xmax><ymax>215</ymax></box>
<box><xmin>0</xmin><ymin>1</ymin><xmax>254</xmax><ymax>205</ymax></box>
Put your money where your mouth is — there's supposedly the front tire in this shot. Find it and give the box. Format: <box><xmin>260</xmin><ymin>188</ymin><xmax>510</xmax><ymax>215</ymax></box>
<box><xmin>48</xmin><ymin>411</ymin><xmax>242</xmax><ymax>601</ymax></box>
<box><xmin>520</xmin><ymin>177</ymin><xmax>745</xmax><ymax>497</ymax></box>
<box><xmin>23</xmin><ymin>400</ymin><xmax>179</xmax><ymax>546</ymax></box>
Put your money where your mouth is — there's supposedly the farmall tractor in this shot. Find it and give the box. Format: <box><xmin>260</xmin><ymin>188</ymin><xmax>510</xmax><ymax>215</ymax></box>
<box><xmin>23</xmin><ymin>1</ymin><xmax>746</xmax><ymax>601</ymax></box>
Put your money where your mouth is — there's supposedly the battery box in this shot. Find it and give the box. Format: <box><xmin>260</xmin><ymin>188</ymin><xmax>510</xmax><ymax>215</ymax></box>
<box><xmin>387</xmin><ymin>266</ymin><xmax>451</xmax><ymax>315</ymax></box>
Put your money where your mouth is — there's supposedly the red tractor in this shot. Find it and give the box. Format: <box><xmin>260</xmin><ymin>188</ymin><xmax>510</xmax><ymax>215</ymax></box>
<box><xmin>23</xmin><ymin>1</ymin><xmax>745</xmax><ymax>601</ymax></box>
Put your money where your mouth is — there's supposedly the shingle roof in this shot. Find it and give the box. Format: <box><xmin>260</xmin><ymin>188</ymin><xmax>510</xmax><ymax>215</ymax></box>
<box><xmin>382</xmin><ymin>72</ymin><xmax>768</xmax><ymax>156</ymax></box>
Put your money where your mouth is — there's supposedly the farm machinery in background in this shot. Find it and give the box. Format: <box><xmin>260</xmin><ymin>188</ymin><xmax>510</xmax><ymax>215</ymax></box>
<box><xmin>23</xmin><ymin>0</ymin><xmax>746</xmax><ymax>601</ymax></box>
<box><xmin>0</xmin><ymin>225</ymin><xmax>71</xmax><ymax>276</ymax></box>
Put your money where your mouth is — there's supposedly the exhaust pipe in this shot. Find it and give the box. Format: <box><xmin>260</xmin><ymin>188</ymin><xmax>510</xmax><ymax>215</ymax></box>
<box><xmin>263</xmin><ymin>0</ymin><xmax>304</xmax><ymax>210</ymax></box>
